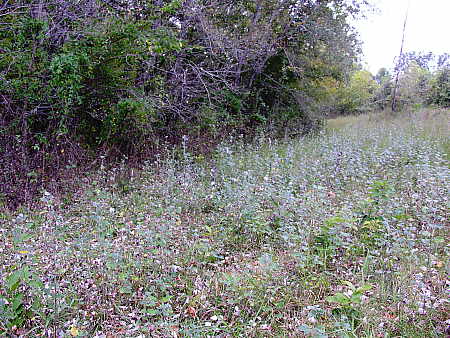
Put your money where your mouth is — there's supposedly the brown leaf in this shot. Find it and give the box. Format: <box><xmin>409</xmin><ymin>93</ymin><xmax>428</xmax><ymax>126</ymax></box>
<box><xmin>186</xmin><ymin>306</ymin><xmax>197</xmax><ymax>318</ymax></box>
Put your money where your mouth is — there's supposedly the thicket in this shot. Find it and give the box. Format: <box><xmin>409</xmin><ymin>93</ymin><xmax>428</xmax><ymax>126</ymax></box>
<box><xmin>1</xmin><ymin>0</ymin><xmax>369</xmax><ymax>208</ymax></box>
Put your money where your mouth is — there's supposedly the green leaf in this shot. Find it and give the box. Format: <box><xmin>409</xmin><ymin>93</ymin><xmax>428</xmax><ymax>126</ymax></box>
<box><xmin>11</xmin><ymin>293</ymin><xmax>24</xmax><ymax>312</ymax></box>
<box><xmin>119</xmin><ymin>285</ymin><xmax>132</xmax><ymax>294</ymax></box>
<box><xmin>145</xmin><ymin>308</ymin><xmax>159</xmax><ymax>316</ymax></box>
<box><xmin>357</xmin><ymin>284</ymin><xmax>372</xmax><ymax>293</ymax></box>
<box><xmin>142</xmin><ymin>294</ymin><xmax>158</xmax><ymax>307</ymax></box>
<box><xmin>29</xmin><ymin>276</ymin><xmax>44</xmax><ymax>290</ymax></box>
<box><xmin>160</xmin><ymin>295</ymin><xmax>172</xmax><ymax>303</ymax></box>
<box><xmin>326</xmin><ymin>293</ymin><xmax>350</xmax><ymax>305</ymax></box>
<box><xmin>350</xmin><ymin>294</ymin><xmax>362</xmax><ymax>304</ymax></box>
<box><xmin>6</xmin><ymin>270</ymin><xmax>22</xmax><ymax>293</ymax></box>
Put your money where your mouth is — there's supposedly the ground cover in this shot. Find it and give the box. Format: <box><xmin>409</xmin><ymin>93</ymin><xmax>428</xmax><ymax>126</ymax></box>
<box><xmin>1</xmin><ymin>109</ymin><xmax>449</xmax><ymax>337</ymax></box>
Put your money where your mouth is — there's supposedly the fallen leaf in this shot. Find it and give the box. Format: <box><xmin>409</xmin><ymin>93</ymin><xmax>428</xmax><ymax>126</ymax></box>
<box><xmin>69</xmin><ymin>326</ymin><xmax>79</xmax><ymax>337</ymax></box>
<box><xmin>186</xmin><ymin>306</ymin><xmax>197</xmax><ymax>318</ymax></box>
<box><xmin>384</xmin><ymin>312</ymin><xmax>397</xmax><ymax>320</ymax></box>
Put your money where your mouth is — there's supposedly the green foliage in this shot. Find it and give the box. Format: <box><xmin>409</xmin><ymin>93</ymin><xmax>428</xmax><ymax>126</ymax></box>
<box><xmin>327</xmin><ymin>282</ymin><xmax>372</xmax><ymax>308</ymax></box>
<box><xmin>147</xmin><ymin>27</ymin><xmax>184</xmax><ymax>54</ymax></box>
<box><xmin>161</xmin><ymin>0</ymin><xmax>182</xmax><ymax>14</ymax></box>
<box><xmin>374</xmin><ymin>68</ymin><xmax>393</xmax><ymax>110</ymax></box>
<box><xmin>356</xmin><ymin>180</ymin><xmax>393</xmax><ymax>220</ymax></box>
<box><xmin>0</xmin><ymin>266</ymin><xmax>44</xmax><ymax>333</ymax></box>
<box><xmin>396</xmin><ymin>62</ymin><xmax>432</xmax><ymax>109</ymax></box>
<box><xmin>1</xmin><ymin>17</ymin><xmax>51</xmax><ymax>106</ymax></box>
<box><xmin>310</xmin><ymin>217</ymin><xmax>344</xmax><ymax>267</ymax></box>
<box><xmin>102</xmin><ymin>98</ymin><xmax>151</xmax><ymax>145</ymax></box>
<box><xmin>382</xmin><ymin>52</ymin><xmax>450</xmax><ymax>111</ymax></box>
<box><xmin>326</xmin><ymin>281</ymin><xmax>372</xmax><ymax>326</ymax></box>
<box><xmin>49</xmin><ymin>52</ymin><xmax>88</xmax><ymax>113</ymax></box>
<box><xmin>357</xmin><ymin>219</ymin><xmax>385</xmax><ymax>250</ymax></box>
<box><xmin>333</xmin><ymin>70</ymin><xmax>379</xmax><ymax>114</ymax></box>
<box><xmin>427</xmin><ymin>68</ymin><xmax>450</xmax><ymax>107</ymax></box>
<box><xmin>367</xmin><ymin>180</ymin><xmax>394</xmax><ymax>202</ymax></box>
<box><xmin>0</xmin><ymin>0</ymin><xmax>370</xmax><ymax>207</ymax></box>
<box><xmin>223</xmin><ymin>211</ymin><xmax>277</xmax><ymax>249</ymax></box>
<box><xmin>2</xmin><ymin>14</ymin><xmax>159</xmax><ymax>148</ymax></box>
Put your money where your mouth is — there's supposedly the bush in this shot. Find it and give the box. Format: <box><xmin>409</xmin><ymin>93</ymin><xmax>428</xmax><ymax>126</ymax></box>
<box><xmin>0</xmin><ymin>0</ymin><xmax>367</xmax><ymax>208</ymax></box>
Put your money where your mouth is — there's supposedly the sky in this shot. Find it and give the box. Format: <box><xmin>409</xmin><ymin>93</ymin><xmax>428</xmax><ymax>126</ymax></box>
<box><xmin>353</xmin><ymin>0</ymin><xmax>450</xmax><ymax>75</ymax></box>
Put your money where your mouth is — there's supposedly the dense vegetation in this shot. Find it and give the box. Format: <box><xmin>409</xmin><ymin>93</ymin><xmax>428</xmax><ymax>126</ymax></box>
<box><xmin>377</xmin><ymin>52</ymin><xmax>450</xmax><ymax>112</ymax></box>
<box><xmin>1</xmin><ymin>0</ymin><xmax>368</xmax><ymax>208</ymax></box>
<box><xmin>319</xmin><ymin>52</ymin><xmax>450</xmax><ymax>116</ymax></box>
<box><xmin>1</xmin><ymin>3</ymin><xmax>449</xmax><ymax>335</ymax></box>
<box><xmin>1</xmin><ymin>109</ymin><xmax>448</xmax><ymax>336</ymax></box>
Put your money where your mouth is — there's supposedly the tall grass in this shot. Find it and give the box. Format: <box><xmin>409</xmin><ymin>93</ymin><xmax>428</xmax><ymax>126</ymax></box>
<box><xmin>1</xmin><ymin>109</ymin><xmax>448</xmax><ymax>337</ymax></box>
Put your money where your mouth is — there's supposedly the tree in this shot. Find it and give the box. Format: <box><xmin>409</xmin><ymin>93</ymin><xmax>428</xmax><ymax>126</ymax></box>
<box><xmin>388</xmin><ymin>52</ymin><xmax>448</xmax><ymax>110</ymax></box>
<box><xmin>396</xmin><ymin>61</ymin><xmax>431</xmax><ymax>107</ymax></box>
<box><xmin>373</xmin><ymin>68</ymin><xmax>392</xmax><ymax>110</ymax></box>
<box><xmin>375</xmin><ymin>68</ymin><xmax>391</xmax><ymax>85</ymax></box>
<box><xmin>0</xmin><ymin>0</ymin><xmax>370</xmax><ymax>207</ymax></box>
<box><xmin>427</xmin><ymin>53</ymin><xmax>450</xmax><ymax>107</ymax></box>
<box><xmin>427</xmin><ymin>68</ymin><xmax>450</xmax><ymax>107</ymax></box>
<box><xmin>330</xmin><ymin>69</ymin><xmax>378</xmax><ymax>114</ymax></box>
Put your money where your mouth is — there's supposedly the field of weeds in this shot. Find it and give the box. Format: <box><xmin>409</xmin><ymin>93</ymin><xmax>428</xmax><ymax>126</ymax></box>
<box><xmin>1</xmin><ymin>109</ymin><xmax>449</xmax><ymax>337</ymax></box>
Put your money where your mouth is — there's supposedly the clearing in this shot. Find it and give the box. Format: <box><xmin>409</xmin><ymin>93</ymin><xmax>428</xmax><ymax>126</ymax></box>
<box><xmin>1</xmin><ymin>109</ymin><xmax>449</xmax><ymax>337</ymax></box>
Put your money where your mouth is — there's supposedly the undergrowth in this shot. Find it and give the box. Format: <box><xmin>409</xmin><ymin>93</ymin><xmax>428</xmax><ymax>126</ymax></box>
<box><xmin>0</xmin><ymin>109</ymin><xmax>449</xmax><ymax>337</ymax></box>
